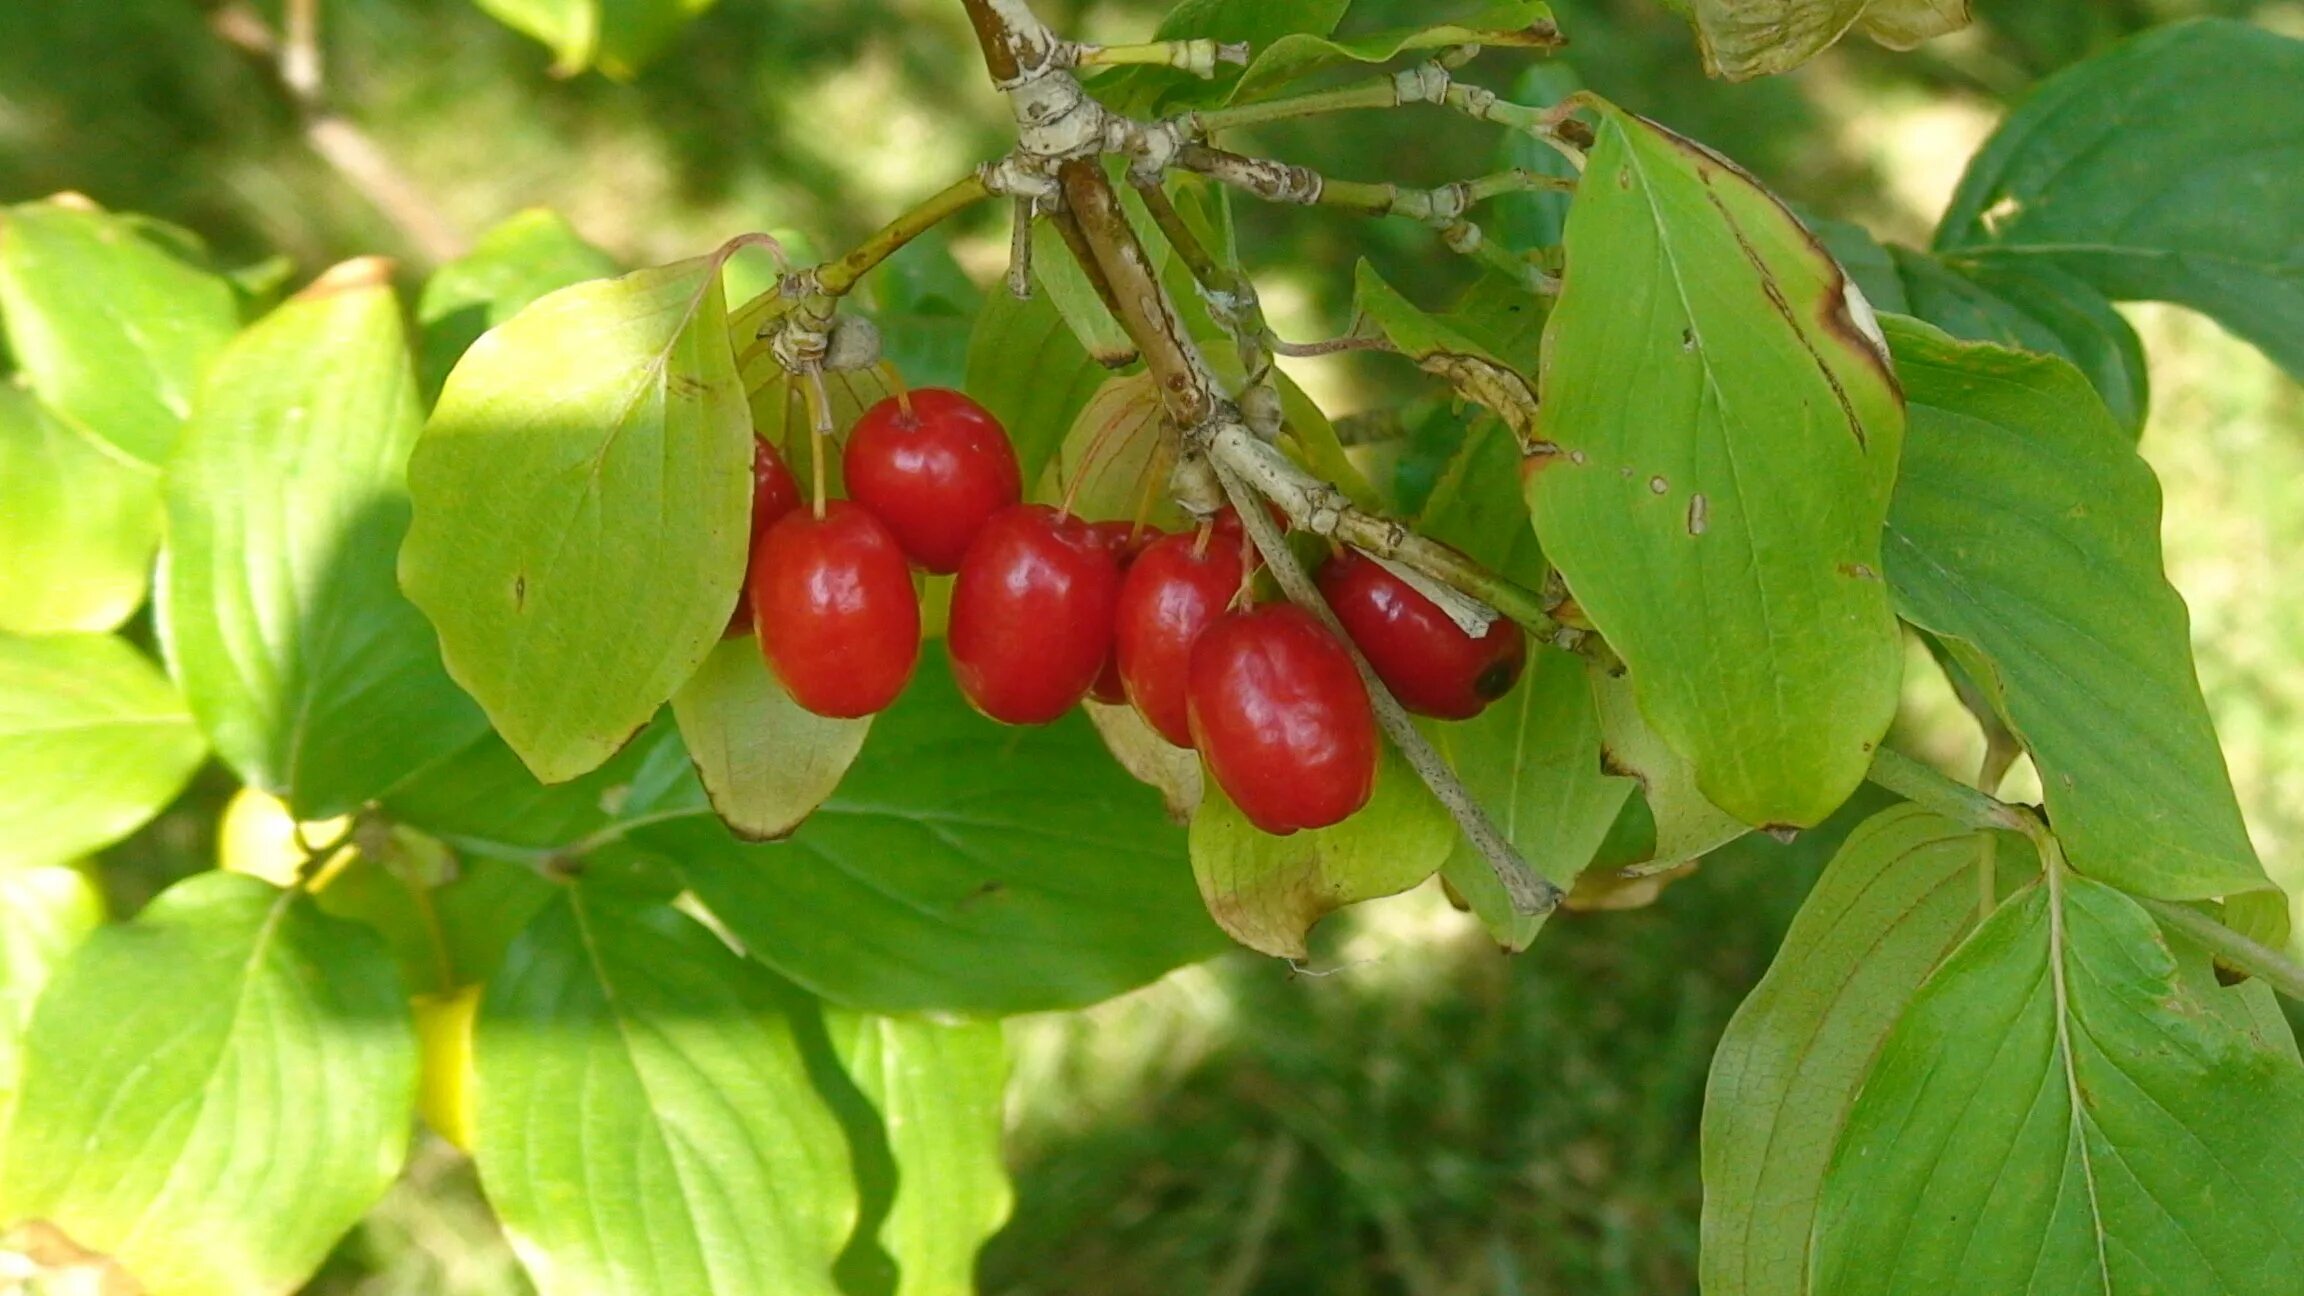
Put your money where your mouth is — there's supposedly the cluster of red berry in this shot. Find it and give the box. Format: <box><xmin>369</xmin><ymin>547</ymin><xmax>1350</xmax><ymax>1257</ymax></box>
<box><xmin>731</xmin><ymin>388</ymin><xmax>1527</xmax><ymax>835</ymax></box>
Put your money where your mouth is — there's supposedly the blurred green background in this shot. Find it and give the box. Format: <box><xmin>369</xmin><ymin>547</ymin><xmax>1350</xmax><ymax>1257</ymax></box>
<box><xmin>8</xmin><ymin>0</ymin><xmax>2302</xmax><ymax>1291</ymax></box>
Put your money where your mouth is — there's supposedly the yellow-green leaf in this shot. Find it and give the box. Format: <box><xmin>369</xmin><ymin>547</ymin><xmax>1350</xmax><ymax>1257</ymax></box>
<box><xmin>402</xmin><ymin>256</ymin><xmax>753</xmax><ymax>784</ymax></box>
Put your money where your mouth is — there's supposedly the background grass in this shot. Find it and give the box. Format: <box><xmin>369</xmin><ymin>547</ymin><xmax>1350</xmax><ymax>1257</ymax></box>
<box><xmin>11</xmin><ymin>1</ymin><xmax>2302</xmax><ymax>1292</ymax></box>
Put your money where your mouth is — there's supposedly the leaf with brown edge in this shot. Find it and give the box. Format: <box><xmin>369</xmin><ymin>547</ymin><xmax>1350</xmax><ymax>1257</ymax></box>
<box><xmin>1530</xmin><ymin>103</ymin><xmax>1904</xmax><ymax>829</ymax></box>
<box><xmin>1351</xmin><ymin>260</ymin><xmax>1542</xmax><ymax>450</ymax></box>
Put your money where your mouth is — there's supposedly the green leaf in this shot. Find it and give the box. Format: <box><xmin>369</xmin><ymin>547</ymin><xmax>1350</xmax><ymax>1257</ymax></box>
<box><xmin>1419</xmin><ymin>416</ymin><xmax>1612</xmax><ymax>948</ymax></box>
<box><xmin>382</xmin><ymin>721</ymin><xmax>682</xmax><ymax>862</ymax></box>
<box><xmin>823</xmin><ymin>1012</ymin><xmax>1012</xmax><ymax>1296</ymax></box>
<box><xmin>310</xmin><ymin>835</ymin><xmax>555</xmax><ymax>994</ymax></box>
<box><xmin>0</xmin><ymin>383</ymin><xmax>160</xmax><ymax>634</ymax></box>
<box><xmin>1588</xmin><ymin>660</ymin><xmax>1748</xmax><ymax>867</ymax></box>
<box><xmin>162</xmin><ymin>261</ymin><xmax>486</xmax><ymax>818</ymax></box>
<box><xmin>1530</xmin><ymin>105</ymin><xmax>1905</xmax><ymax>828</ymax></box>
<box><xmin>0</xmin><ymin>864</ymin><xmax>103</xmax><ymax>1101</ymax></box>
<box><xmin>1814</xmin><ymin>868</ymin><xmax>2304</xmax><ymax>1294</ymax></box>
<box><xmin>671</xmin><ymin>637</ymin><xmax>871</xmax><ymax>842</ymax></box>
<box><xmin>655</xmin><ymin>648</ymin><xmax>1226</xmax><ymax>1015</ymax></box>
<box><xmin>1083</xmin><ymin>697</ymin><xmax>1204</xmax><ymax>823</ymax></box>
<box><xmin>0</xmin><ymin>872</ymin><xmax>417</xmax><ymax>1296</ymax></box>
<box><xmin>964</xmin><ymin>276</ymin><xmax>1107</xmax><ymax>486</ymax></box>
<box><xmin>1222</xmin><ymin>2</ymin><xmax>1562</xmax><ymax>106</ymax></box>
<box><xmin>1189</xmin><ymin>737</ymin><xmax>1454</xmax><ymax>959</ymax></box>
<box><xmin>1701</xmin><ymin>806</ymin><xmax>2032</xmax><ymax>1296</ymax></box>
<box><xmin>472</xmin><ymin>885</ymin><xmax>853</xmax><ymax>1296</ymax></box>
<box><xmin>472</xmin><ymin>0</ymin><xmax>719</xmax><ymax>78</ymax></box>
<box><xmin>1028</xmin><ymin>220</ymin><xmax>1138</xmax><ymax>368</ymax></box>
<box><xmin>1881</xmin><ymin>316</ymin><xmax>2267</xmax><ymax>902</ymax></box>
<box><xmin>1440</xmin><ymin>648</ymin><xmax>1632</xmax><ymax>950</ymax></box>
<box><xmin>1351</xmin><ymin>262</ymin><xmax>1545</xmax><ymax>487</ymax></box>
<box><xmin>1683</xmin><ymin>0</ymin><xmax>1970</xmax><ymax>80</ymax></box>
<box><xmin>1033</xmin><ymin>371</ymin><xmax>1191</xmax><ymax>529</ymax></box>
<box><xmin>1936</xmin><ymin>20</ymin><xmax>2304</xmax><ymax>381</ymax></box>
<box><xmin>0</xmin><ymin>632</ymin><xmax>206</xmax><ymax>871</ymax></box>
<box><xmin>417</xmin><ymin>208</ymin><xmax>617</xmax><ymax>402</ymax></box>
<box><xmin>1890</xmin><ymin>247</ymin><xmax>2147</xmax><ymax>436</ymax></box>
<box><xmin>402</xmin><ymin>254</ymin><xmax>754</xmax><ymax>784</ymax></box>
<box><xmin>1418</xmin><ymin>415</ymin><xmax>1543</xmax><ymax>583</ymax></box>
<box><xmin>0</xmin><ymin>197</ymin><xmax>238</xmax><ymax>466</ymax></box>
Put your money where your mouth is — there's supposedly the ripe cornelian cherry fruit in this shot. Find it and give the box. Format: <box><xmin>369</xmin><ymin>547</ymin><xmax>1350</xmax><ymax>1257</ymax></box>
<box><xmin>1189</xmin><ymin>603</ymin><xmax>1378</xmax><ymax>834</ymax></box>
<box><xmin>949</xmin><ymin>503</ymin><xmax>1121</xmax><ymax>724</ymax></box>
<box><xmin>1086</xmin><ymin>521</ymin><xmax>1160</xmax><ymax>704</ymax></box>
<box><xmin>750</xmin><ymin>501</ymin><xmax>920</xmax><ymax>718</ymax></box>
<box><xmin>1114</xmin><ymin>528</ymin><xmax>1245</xmax><ymax>747</ymax></box>
<box><xmin>1317</xmin><ymin>547</ymin><xmax>1527</xmax><ymax>720</ymax></box>
<box><xmin>844</xmin><ymin>388</ymin><xmax>1022</xmax><ymax>574</ymax></box>
<box><xmin>726</xmin><ymin>437</ymin><xmax>805</xmax><ymax>637</ymax></box>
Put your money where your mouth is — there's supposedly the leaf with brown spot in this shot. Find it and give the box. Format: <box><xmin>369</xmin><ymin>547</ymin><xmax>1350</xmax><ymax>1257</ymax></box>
<box><xmin>1530</xmin><ymin>104</ymin><xmax>1905</xmax><ymax>828</ymax></box>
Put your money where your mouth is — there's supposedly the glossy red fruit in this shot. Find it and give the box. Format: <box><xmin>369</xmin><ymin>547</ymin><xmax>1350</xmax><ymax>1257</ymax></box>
<box><xmin>1188</xmin><ymin>603</ymin><xmax>1377</xmax><ymax>834</ymax></box>
<box><xmin>1316</xmin><ymin>547</ymin><xmax>1527</xmax><ymax>719</ymax></box>
<box><xmin>1086</xmin><ymin>522</ymin><xmax>1160</xmax><ymax>704</ymax></box>
<box><xmin>750</xmin><ymin>501</ymin><xmax>920</xmax><ymax>718</ymax></box>
<box><xmin>1113</xmin><ymin>529</ymin><xmax>1245</xmax><ymax>747</ymax></box>
<box><xmin>843</xmin><ymin>388</ymin><xmax>1022</xmax><ymax>574</ymax></box>
<box><xmin>726</xmin><ymin>438</ymin><xmax>805</xmax><ymax>637</ymax></box>
<box><xmin>948</xmin><ymin>503</ymin><xmax>1121</xmax><ymax>724</ymax></box>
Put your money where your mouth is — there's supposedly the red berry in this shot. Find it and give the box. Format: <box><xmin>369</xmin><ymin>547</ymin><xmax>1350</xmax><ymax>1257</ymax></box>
<box><xmin>1113</xmin><ymin>529</ymin><xmax>1245</xmax><ymax>747</ymax></box>
<box><xmin>750</xmin><ymin>501</ymin><xmax>920</xmax><ymax>718</ymax></box>
<box><xmin>1316</xmin><ymin>548</ymin><xmax>1527</xmax><ymax>720</ymax></box>
<box><xmin>948</xmin><ymin>504</ymin><xmax>1121</xmax><ymax>724</ymax></box>
<box><xmin>1188</xmin><ymin>603</ymin><xmax>1377</xmax><ymax>834</ymax></box>
<box><xmin>843</xmin><ymin>388</ymin><xmax>1021</xmax><ymax>574</ymax></box>
<box><xmin>1086</xmin><ymin>521</ymin><xmax>1160</xmax><ymax>705</ymax></box>
<box><xmin>727</xmin><ymin>438</ymin><xmax>805</xmax><ymax>637</ymax></box>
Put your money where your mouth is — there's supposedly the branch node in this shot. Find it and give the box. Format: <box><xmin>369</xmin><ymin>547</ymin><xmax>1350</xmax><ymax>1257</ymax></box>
<box><xmin>1393</xmin><ymin>61</ymin><xmax>1453</xmax><ymax>106</ymax></box>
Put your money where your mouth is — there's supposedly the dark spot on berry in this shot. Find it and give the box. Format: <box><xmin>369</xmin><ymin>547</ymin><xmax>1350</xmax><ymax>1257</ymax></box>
<box><xmin>1475</xmin><ymin>659</ymin><xmax>1519</xmax><ymax>701</ymax></box>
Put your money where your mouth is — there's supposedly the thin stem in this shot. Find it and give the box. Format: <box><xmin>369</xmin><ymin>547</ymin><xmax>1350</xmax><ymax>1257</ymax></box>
<box><xmin>1315</xmin><ymin>169</ymin><xmax>1573</xmax><ymax>220</ymax></box>
<box><xmin>1193</xmin><ymin>80</ymin><xmax>1409</xmax><ymax>133</ymax></box>
<box><xmin>818</xmin><ymin>172</ymin><xmax>993</xmax><ymax>297</ymax></box>
<box><xmin>875</xmin><ymin>359</ymin><xmax>913</xmax><ymax>419</ymax></box>
<box><xmin>1182</xmin><ymin>64</ymin><xmax>1453</xmax><ymax>136</ymax></box>
<box><xmin>1867</xmin><ymin>746</ymin><xmax>2029</xmax><ymax>833</ymax></box>
<box><xmin>1175</xmin><ymin>146</ymin><xmax>1561</xmax><ymax>288</ymax></box>
<box><xmin>1269</xmin><ymin>333</ymin><xmax>1393</xmax><ymax>358</ymax></box>
<box><xmin>801</xmin><ymin>372</ymin><xmax>831</xmax><ymax>518</ymax></box>
<box><xmin>1075</xmin><ymin>38</ymin><xmax>1248</xmax><ymax>76</ymax></box>
<box><xmin>2138</xmin><ymin>895</ymin><xmax>2304</xmax><ymax>1003</ymax></box>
